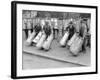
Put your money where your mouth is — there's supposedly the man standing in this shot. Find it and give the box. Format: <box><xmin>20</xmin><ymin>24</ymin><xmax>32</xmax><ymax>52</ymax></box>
<box><xmin>23</xmin><ymin>18</ymin><xmax>28</xmax><ymax>39</ymax></box>
<box><xmin>43</xmin><ymin>21</ymin><xmax>51</xmax><ymax>39</ymax></box>
<box><xmin>66</xmin><ymin>21</ymin><xmax>76</xmax><ymax>40</ymax></box>
<box><xmin>53</xmin><ymin>18</ymin><xmax>59</xmax><ymax>39</ymax></box>
<box><xmin>34</xmin><ymin>22</ymin><xmax>42</xmax><ymax>36</ymax></box>
<box><xmin>79</xmin><ymin>19</ymin><xmax>88</xmax><ymax>52</ymax></box>
<box><xmin>27</xmin><ymin>19</ymin><xmax>33</xmax><ymax>37</ymax></box>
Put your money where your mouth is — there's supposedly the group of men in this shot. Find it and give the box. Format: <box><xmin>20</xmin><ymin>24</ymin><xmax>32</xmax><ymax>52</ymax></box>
<box><xmin>23</xmin><ymin>17</ymin><xmax>91</xmax><ymax>52</ymax></box>
<box><xmin>65</xmin><ymin>19</ymin><xmax>91</xmax><ymax>52</ymax></box>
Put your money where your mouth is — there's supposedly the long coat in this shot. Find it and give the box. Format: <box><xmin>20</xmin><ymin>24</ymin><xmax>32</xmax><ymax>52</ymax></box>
<box><xmin>34</xmin><ymin>24</ymin><xmax>42</xmax><ymax>34</ymax></box>
<box><xmin>79</xmin><ymin>23</ymin><xmax>87</xmax><ymax>38</ymax></box>
<box><xmin>43</xmin><ymin>24</ymin><xmax>51</xmax><ymax>38</ymax></box>
<box><xmin>66</xmin><ymin>24</ymin><xmax>75</xmax><ymax>40</ymax></box>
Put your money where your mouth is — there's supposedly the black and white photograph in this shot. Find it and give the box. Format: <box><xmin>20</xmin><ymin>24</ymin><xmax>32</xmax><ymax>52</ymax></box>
<box><xmin>11</xmin><ymin>1</ymin><xmax>97</xmax><ymax>79</ymax></box>
<box><xmin>23</xmin><ymin>10</ymin><xmax>91</xmax><ymax>69</ymax></box>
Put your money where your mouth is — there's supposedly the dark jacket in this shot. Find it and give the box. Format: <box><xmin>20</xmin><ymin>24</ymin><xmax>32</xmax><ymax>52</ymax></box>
<box><xmin>79</xmin><ymin>23</ymin><xmax>87</xmax><ymax>38</ymax></box>
<box><xmin>66</xmin><ymin>24</ymin><xmax>75</xmax><ymax>40</ymax></box>
<box><xmin>43</xmin><ymin>25</ymin><xmax>51</xmax><ymax>37</ymax></box>
<box><xmin>34</xmin><ymin>24</ymin><xmax>42</xmax><ymax>34</ymax></box>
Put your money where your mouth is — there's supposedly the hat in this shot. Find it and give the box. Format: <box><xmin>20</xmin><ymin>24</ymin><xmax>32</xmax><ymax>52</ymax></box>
<box><xmin>80</xmin><ymin>19</ymin><xmax>87</xmax><ymax>23</ymax></box>
<box><xmin>69</xmin><ymin>21</ymin><xmax>73</xmax><ymax>24</ymax></box>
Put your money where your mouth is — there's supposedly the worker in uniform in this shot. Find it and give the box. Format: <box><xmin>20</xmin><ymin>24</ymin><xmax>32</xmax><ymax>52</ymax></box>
<box><xmin>53</xmin><ymin>19</ymin><xmax>59</xmax><ymax>39</ymax></box>
<box><xmin>27</xmin><ymin>19</ymin><xmax>33</xmax><ymax>37</ymax></box>
<box><xmin>34</xmin><ymin>22</ymin><xmax>42</xmax><ymax>37</ymax></box>
<box><xmin>66</xmin><ymin>21</ymin><xmax>76</xmax><ymax>41</ymax></box>
<box><xmin>23</xmin><ymin>18</ymin><xmax>28</xmax><ymax>39</ymax></box>
<box><xmin>43</xmin><ymin>21</ymin><xmax>51</xmax><ymax>39</ymax></box>
<box><xmin>79</xmin><ymin>19</ymin><xmax>88</xmax><ymax>52</ymax></box>
<box><xmin>86</xmin><ymin>19</ymin><xmax>91</xmax><ymax>48</ymax></box>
